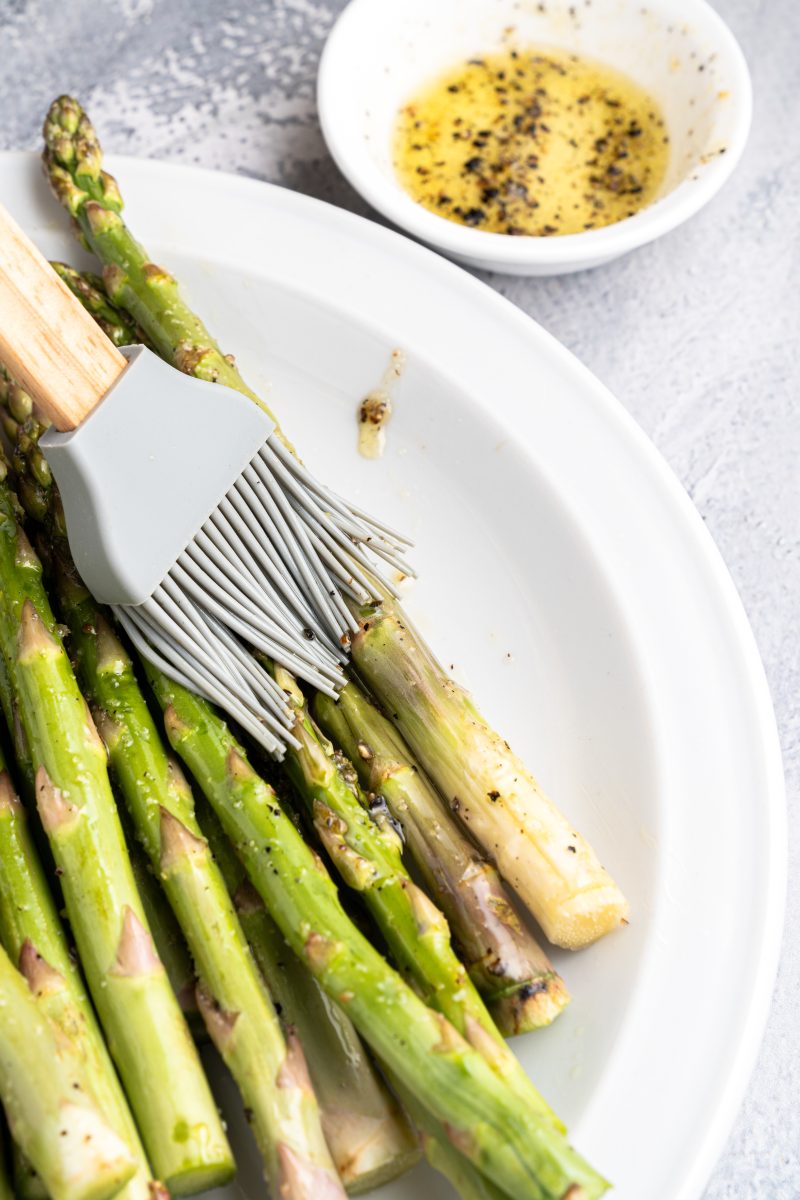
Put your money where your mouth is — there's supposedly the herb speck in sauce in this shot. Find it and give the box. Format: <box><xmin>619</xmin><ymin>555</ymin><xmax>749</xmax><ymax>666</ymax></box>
<box><xmin>393</xmin><ymin>48</ymin><xmax>669</xmax><ymax>236</ymax></box>
<box><xmin>357</xmin><ymin>349</ymin><xmax>405</xmax><ymax>460</ymax></box>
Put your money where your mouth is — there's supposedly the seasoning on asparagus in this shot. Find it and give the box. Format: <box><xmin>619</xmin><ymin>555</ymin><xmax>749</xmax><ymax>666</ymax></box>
<box><xmin>315</xmin><ymin>680</ymin><xmax>569</xmax><ymax>1033</ymax></box>
<box><xmin>147</xmin><ymin>663</ymin><xmax>609</xmax><ymax>1200</ymax></box>
<box><xmin>1</xmin><ymin>350</ymin><xmax>417</xmax><ymax>1200</ymax></box>
<box><xmin>0</xmin><ymin>729</ymin><xmax>158</xmax><ymax>1200</ymax></box>
<box><xmin>0</xmin><ymin>939</ymin><xmax>136</xmax><ymax>1200</ymax></box>
<box><xmin>5</xmin><ymin>312</ymin><xmax>604</xmax><ymax>1196</ymax></box>
<box><xmin>1</xmin><ymin>289</ymin><xmax>411</xmax><ymax>1199</ymax></box>
<box><xmin>52</xmin><ymin>558</ymin><xmax>347</xmax><ymax>1200</ymax></box>
<box><xmin>199</xmin><ymin>795</ymin><xmax>420</xmax><ymax>1194</ymax></box>
<box><xmin>41</xmin><ymin>93</ymin><xmax>628</xmax><ymax>951</ymax></box>
<box><xmin>276</xmin><ymin>667</ymin><xmax>561</xmax><ymax>1132</ymax></box>
<box><xmin>349</xmin><ymin>595</ymin><xmax>629</xmax><ymax>950</ymax></box>
<box><xmin>0</xmin><ymin>474</ymin><xmax>233</xmax><ymax>1194</ymax></box>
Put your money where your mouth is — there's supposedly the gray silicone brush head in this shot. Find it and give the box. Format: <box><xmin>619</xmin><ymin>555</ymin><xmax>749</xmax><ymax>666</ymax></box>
<box><xmin>42</xmin><ymin>346</ymin><xmax>413</xmax><ymax>756</ymax></box>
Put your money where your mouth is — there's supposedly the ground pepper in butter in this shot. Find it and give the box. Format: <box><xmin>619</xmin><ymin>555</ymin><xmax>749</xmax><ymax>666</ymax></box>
<box><xmin>393</xmin><ymin>47</ymin><xmax>670</xmax><ymax>236</ymax></box>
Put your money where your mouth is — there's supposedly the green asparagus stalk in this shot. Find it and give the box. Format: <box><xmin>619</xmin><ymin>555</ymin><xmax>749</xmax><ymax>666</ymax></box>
<box><xmin>0</xmin><ymin>368</ymin><xmax>56</xmax><ymax>545</ymax></box>
<box><xmin>127</xmin><ymin>833</ymin><xmax>202</xmax><ymax>1033</ymax></box>
<box><xmin>0</xmin><ymin>940</ymin><xmax>137</xmax><ymax>1200</ymax></box>
<box><xmin>314</xmin><ymin>681</ymin><xmax>569</xmax><ymax>1034</ymax></box>
<box><xmin>349</xmin><ymin>596</ymin><xmax>629</xmax><ymax>950</ymax></box>
<box><xmin>147</xmin><ymin>664</ymin><xmax>608</xmax><ymax>1200</ymax></box>
<box><xmin>42</xmin><ymin>94</ymin><xmax>628</xmax><ymax>951</ymax></box>
<box><xmin>0</xmin><ymin>732</ymin><xmax>159</xmax><ymax>1200</ymax></box>
<box><xmin>199</xmin><ymin>795</ymin><xmax>420</xmax><ymax>1194</ymax></box>
<box><xmin>384</xmin><ymin>1071</ymin><xmax>510</xmax><ymax>1200</ymax></box>
<box><xmin>42</xmin><ymin>97</ymin><xmax>270</xmax><ymax>417</ymax></box>
<box><xmin>50</xmin><ymin>560</ymin><xmax>346</xmax><ymax>1200</ymax></box>
<box><xmin>0</xmin><ymin>480</ymin><xmax>233</xmax><ymax>1194</ymax></box>
<box><xmin>275</xmin><ymin>667</ymin><xmax>561</xmax><ymax>1132</ymax></box>
<box><xmin>49</xmin><ymin>261</ymin><xmax>140</xmax><ymax>347</ymax></box>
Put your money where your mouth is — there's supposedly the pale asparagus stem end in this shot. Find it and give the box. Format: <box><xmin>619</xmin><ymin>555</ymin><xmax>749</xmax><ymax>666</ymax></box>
<box><xmin>313</xmin><ymin>683</ymin><xmax>570</xmax><ymax>1033</ymax></box>
<box><xmin>349</xmin><ymin>602</ymin><xmax>629</xmax><ymax>950</ymax></box>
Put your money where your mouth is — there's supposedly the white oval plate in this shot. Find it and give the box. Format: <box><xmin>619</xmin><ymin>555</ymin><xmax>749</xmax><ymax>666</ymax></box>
<box><xmin>0</xmin><ymin>152</ymin><xmax>784</xmax><ymax>1200</ymax></box>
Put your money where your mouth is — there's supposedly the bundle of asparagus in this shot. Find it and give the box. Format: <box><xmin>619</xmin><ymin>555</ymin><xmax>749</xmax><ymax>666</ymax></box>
<box><xmin>3</xmin><ymin>356</ymin><xmax>418</xmax><ymax>1198</ymax></box>
<box><xmin>0</xmin><ymin>92</ymin><xmax>632</xmax><ymax>1200</ymax></box>
<box><xmin>4</xmin><ymin>374</ymin><xmax>605</xmax><ymax>1194</ymax></box>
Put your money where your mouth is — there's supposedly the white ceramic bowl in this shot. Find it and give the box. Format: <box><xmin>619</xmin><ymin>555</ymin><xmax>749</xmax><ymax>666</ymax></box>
<box><xmin>318</xmin><ymin>0</ymin><xmax>752</xmax><ymax>275</ymax></box>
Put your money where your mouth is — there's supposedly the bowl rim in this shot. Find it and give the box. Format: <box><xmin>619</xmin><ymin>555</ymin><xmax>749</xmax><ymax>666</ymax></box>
<box><xmin>317</xmin><ymin>0</ymin><xmax>753</xmax><ymax>268</ymax></box>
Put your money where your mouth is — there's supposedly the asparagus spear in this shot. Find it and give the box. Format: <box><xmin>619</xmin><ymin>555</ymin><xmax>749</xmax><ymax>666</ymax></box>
<box><xmin>43</xmin><ymin>96</ymin><xmax>268</xmax><ymax>416</ymax></box>
<box><xmin>0</xmin><ymin>730</ymin><xmax>159</xmax><ymax>1200</ymax></box>
<box><xmin>147</xmin><ymin>664</ymin><xmax>608</xmax><ymax>1200</ymax></box>
<box><xmin>127</xmin><ymin>833</ymin><xmax>202</xmax><ymax>1033</ymax></box>
<box><xmin>348</xmin><ymin>597</ymin><xmax>629</xmax><ymax>949</ymax></box>
<box><xmin>315</xmin><ymin>681</ymin><xmax>569</xmax><ymax>1033</ymax></box>
<box><xmin>385</xmin><ymin>1072</ymin><xmax>511</xmax><ymax>1200</ymax></box>
<box><xmin>0</xmin><ymin>939</ymin><xmax>137</xmax><ymax>1200</ymax></box>
<box><xmin>275</xmin><ymin>667</ymin><xmax>561</xmax><ymax>1132</ymax></box>
<box><xmin>199</xmin><ymin>795</ymin><xmax>421</xmax><ymax>1194</ymax></box>
<box><xmin>42</xmin><ymin>94</ymin><xmax>628</xmax><ymax>950</ymax></box>
<box><xmin>53</xmin><ymin>560</ymin><xmax>347</xmax><ymax>1200</ymax></box>
<box><xmin>0</xmin><ymin>478</ymin><xmax>233</xmax><ymax>1194</ymax></box>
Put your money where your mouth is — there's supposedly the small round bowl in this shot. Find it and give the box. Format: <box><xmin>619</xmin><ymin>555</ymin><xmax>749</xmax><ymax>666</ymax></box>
<box><xmin>318</xmin><ymin>0</ymin><xmax>752</xmax><ymax>275</ymax></box>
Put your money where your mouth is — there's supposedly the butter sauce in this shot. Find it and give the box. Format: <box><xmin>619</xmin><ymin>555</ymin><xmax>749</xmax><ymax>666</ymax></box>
<box><xmin>393</xmin><ymin>47</ymin><xmax>669</xmax><ymax>237</ymax></box>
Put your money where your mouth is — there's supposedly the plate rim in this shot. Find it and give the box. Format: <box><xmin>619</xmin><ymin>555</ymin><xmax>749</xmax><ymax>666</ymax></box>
<box><xmin>0</xmin><ymin>148</ymin><xmax>786</xmax><ymax>1200</ymax></box>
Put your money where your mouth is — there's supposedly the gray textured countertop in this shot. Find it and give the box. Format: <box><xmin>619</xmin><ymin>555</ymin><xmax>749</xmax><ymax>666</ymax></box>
<box><xmin>1</xmin><ymin>1</ymin><xmax>797</xmax><ymax>1196</ymax></box>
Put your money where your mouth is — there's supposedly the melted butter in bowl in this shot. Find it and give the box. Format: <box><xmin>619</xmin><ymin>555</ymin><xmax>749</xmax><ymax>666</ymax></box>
<box><xmin>393</xmin><ymin>48</ymin><xmax>670</xmax><ymax>237</ymax></box>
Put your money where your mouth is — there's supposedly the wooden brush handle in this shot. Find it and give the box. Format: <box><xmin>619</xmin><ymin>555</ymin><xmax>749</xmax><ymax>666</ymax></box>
<box><xmin>0</xmin><ymin>204</ymin><xmax>126</xmax><ymax>431</ymax></box>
